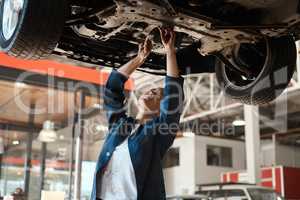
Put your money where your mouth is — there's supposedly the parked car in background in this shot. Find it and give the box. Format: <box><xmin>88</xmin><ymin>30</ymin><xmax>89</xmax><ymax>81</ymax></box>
<box><xmin>197</xmin><ymin>183</ymin><xmax>284</xmax><ymax>200</ymax></box>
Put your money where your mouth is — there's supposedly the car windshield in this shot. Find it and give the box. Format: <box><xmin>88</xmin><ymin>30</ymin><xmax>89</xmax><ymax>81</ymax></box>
<box><xmin>248</xmin><ymin>188</ymin><xmax>284</xmax><ymax>200</ymax></box>
<box><xmin>201</xmin><ymin>189</ymin><xmax>247</xmax><ymax>200</ymax></box>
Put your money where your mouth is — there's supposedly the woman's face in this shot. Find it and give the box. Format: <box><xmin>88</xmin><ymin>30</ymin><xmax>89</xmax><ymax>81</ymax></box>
<box><xmin>138</xmin><ymin>88</ymin><xmax>164</xmax><ymax>115</ymax></box>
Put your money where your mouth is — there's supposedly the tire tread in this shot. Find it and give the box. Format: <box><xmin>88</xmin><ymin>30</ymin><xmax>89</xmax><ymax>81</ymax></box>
<box><xmin>6</xmin><ymin>0</ymin><xmax>66</xmax><ymax>59</ymax></box>
<box><xmin>216</xmin><ymin>36</ymin><xmax>296</xmax><ymax>105</ymax></box>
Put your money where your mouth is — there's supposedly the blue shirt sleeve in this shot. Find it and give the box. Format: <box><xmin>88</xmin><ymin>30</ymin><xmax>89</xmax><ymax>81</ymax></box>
<box><xmin>104</xmin><ymin>70</ymin><xmax>129</xmax><ymax>130</ymax></box>
<box><xmin>157</xmin><ymin>75</ymin><xmax>184</xmax><ymax>157</ymax></box>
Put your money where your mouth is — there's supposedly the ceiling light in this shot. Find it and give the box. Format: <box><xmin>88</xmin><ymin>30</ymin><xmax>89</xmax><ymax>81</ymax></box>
<box><xmin>95</xmin><ymin>124</ymin><xmax>108</xmax><ymax>132</ymax></box>
<box><xmin>233</xmin><ymin>119</ymin><xmax>246</xmax><ymax>126</ymax></box>
<box><xmin>12</xmin><ymin>140</ymin><xmax>20</xmax><ymax>145</ymax></box>
<box><xmin>93</xmin><ymin>104</ymin><xmax>103</xmax><ymax>109</ymax></box>
<box><xmin>38</xmin><ymin>120</ymin><xmax>57</xmax><ymax>143</ymax></box>
<box><xmin>15</xmin><ymin>81</ymin><xmax>27</xmax><ymax>88</ymax></box>
<box><xmin>183</xmin><ymin>132</ymin><xmax>195</xmax><ymax>137</ymax></box>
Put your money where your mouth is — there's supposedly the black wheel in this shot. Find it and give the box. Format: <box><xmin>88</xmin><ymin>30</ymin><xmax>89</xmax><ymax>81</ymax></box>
<box><xmin>215</xmin><ymin>36</ymin><xmax>296</xmax><ymax>105</ymax></box>
<box><xmin>0</xmin><ymin>0</ymin><xmax>66</xmax><ymax>59</ymax></box>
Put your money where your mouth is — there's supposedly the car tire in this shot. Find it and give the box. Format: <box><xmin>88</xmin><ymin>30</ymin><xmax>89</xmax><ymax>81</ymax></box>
<box><xmin>215</xmin><ymin>36</ymin><xmax>296</xmax><ymax>105</ymax></box>
<box><xmin>0</xmin><ymin>0</ymin><xmax>67</xmax><ymax>59</ymax></box>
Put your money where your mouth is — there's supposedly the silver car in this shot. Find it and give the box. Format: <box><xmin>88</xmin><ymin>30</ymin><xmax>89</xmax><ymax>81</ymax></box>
<box><xmin>198</xmin><ymin>183</ymin><xmax>284</xmax><ymax>200</ymax></box>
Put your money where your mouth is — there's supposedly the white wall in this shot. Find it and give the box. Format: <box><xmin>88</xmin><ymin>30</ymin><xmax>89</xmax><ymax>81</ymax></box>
<box><xmin>276</xmin><ymin>144</ymin><xmax>300</xmax><ymax>168</ymax></box>
<box><xmin>163</xmin><ymin>136</ymin><xmax>196</xmax><ymax>196</ymax></box>
<box><xmin>296</xmin><ymin>148</ymin><xmax>300</xmax><ymax>167</ymax></box>
<box><xmin>195</xmin><ymin>136</ymin><xmax>246</xmax><ymax>185</ymax></box>
<box><xmin>257</xmin><ymin>140</ymin><xmax>300</xmax><ymax>168</ymax></box>
<box><xmin>261</xmin><ymin>140</ymin><xmax>275</xmax><ymax>167</ymax></box>
<box><xmin>164</xmin><ymin>135</ymin><xmax>246</xmax><ymax>196</ymax></box>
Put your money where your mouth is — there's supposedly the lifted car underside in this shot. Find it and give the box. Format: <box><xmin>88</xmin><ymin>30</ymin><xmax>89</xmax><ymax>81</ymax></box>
<box><xmin>54</xmin><ymin>0</ymin><xmax>300</xmax><ymax>71</ymax></box>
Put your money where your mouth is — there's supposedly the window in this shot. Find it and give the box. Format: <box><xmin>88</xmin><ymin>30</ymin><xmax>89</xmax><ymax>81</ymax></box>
<box><xmin>0</xmin><ymin>130</ymin><xmax>73</xmax><ymax>200</ymax></box>
<box><xmin>226</xmin><ymin>189</ymin><xmax>248</xmax><ymax>200</ymax></box>
<box><xmin>163</xmin><ymin>148</ymin><xmax>180</xmax><ymax>168</ymax></box>
<box><xmin>207</xmin><ymin>145</ymin><xmax>233</xmax><ymax>167</ymax></box>
<box><xmin>209</xmin><ymin>190</ymin><xmax>226</xmax><ymax>200</ymax></box>
<box><xmin>207</xmin><ymin>190</ymin><xmax>247</xmax><ymax>200</ymax></box>
<box><xmin>248</xmin><ymin>188</ymin><xmax>284</xmax><ymax>200</ymax></box>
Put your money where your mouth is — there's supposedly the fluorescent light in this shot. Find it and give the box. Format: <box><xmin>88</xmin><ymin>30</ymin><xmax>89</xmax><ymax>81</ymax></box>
<box><xmin>12</xmin><ymin>140</ymin><xmax>20</xmax><ymax>145</ymax></box>
<box><xmin>183</xmin><ymin>132</ymin><xmax>195</xmax><ymax>137</ymax></box>
<box><xmin>233</xmin><ymin>119</ymin><xmax>246</xmax><ymax>126</ymax></box>
<box><xmin>38</xmin><ymin>129</ymin><xmax>57</xmax><ymax>143</ymax></box>
<box><xmin>38</xmin><ymin>121</ymin><xmax>57</xmax><ymax>143</ymax></box>
<box><xmin>96</xmin><ymin>124</ymin><xmax>108</xmax><ymax>132</ymax></box>
<box><xmin>93</xmin><ymin>104</ymin><xmax>103</xmax><ymax>109</ymax></box>
<box><xmin>15</xmin><ymin>81</ymin><xmax>27</xmax><ymax>88</ymax></box>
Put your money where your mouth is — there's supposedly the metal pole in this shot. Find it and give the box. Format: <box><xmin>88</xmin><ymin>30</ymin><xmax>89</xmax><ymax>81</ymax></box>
<box><xmin>38</xmin><ymin>142</ymin><xmax>47</xmax><ymax>199</ymax></box>
<box><xmin>68</xmin><ymin>111</ymin><xmax>78</xmax><ymax>200</ymax></box>
<box><xmin>0</xmin><ymin>154</ymin><xmax>2</xmax><ymax>196</ymax></box>
<box><xmin>0</xmin><ymin>154</ymin><xmax>2</xmax><ymax>181</ymax></box>
<box><xmin>296</xmin><ymin>41</ymin><xmax>300</xmax><ymax>85</ymax></box>
<box><xmin>24</xmin><ymin>103</ymin><xmax>35</xmax><ymax>198</ymax></box>
<box><xmin>244</xmin><ymin>105</ymin><xmax>261</xmax><ymax>184</ymax></box>
<box><xmin>210</xmin><ymin>74</ymin><xmax>214</xmax><ymax>110</ymax></box>
<box><xmin>272</xmin><ymin>134</ymin><xmax>277</xmax><ymax>166</ymax></box>
<box><xmin>3</xmin><ymin>161</ymin><xmax>8</xmax><ymax>195</ymax></box>
<box><xmin>74</xmin><ymin>91</ymin><xmax>85</xmax><ymax>200</ymax></box>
